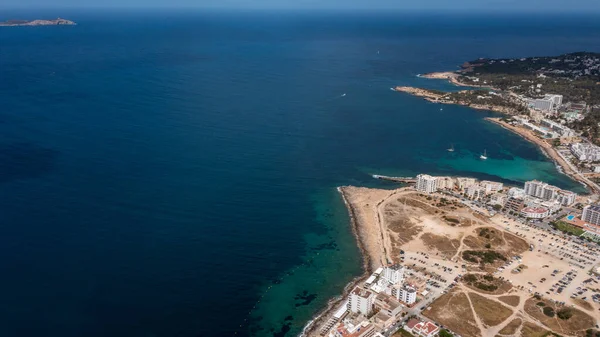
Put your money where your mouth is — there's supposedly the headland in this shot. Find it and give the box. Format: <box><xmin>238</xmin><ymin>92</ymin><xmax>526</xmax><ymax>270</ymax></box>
<box><xmin>306</xmin><ymin>52</ymin><xmax>600</xmax><ymax>337</ymax></box>
<box><xmin>306</xmin><ymin>174</ymin><xmax>600</xmax><ymax>337</ymax></box>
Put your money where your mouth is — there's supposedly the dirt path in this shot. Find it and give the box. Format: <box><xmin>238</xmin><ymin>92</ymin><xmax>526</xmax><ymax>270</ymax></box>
<box><xmin>460</xmin><ymin>286</ymin><xmax>562</xmax><ymax>337</ymax></box>
<box><xmin>461</xmin><ymin>287</ymin><xmax>487</xmax><ymax>335</ymax></box>
<box><xmin>450</xmin><ymin>233</ymin><xmax>467</xmax><ymax>262</ymax></box>
<box><xmin>375</xmin><ymin>190</ymin><xmax>399</xmax><ymax>265</ymax></box>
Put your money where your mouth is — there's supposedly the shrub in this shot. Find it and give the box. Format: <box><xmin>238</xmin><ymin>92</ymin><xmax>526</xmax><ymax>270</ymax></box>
<box><xmin>445</xmin><ymin>217</ymin><xmax>460</xmax><ymax>224</ymax></box>
<box><xmin>557</xmin><ymin>308</ymin><xmax>573</xmax><ymax>320</ymax></box>
<box><xmin>543</xmin><ymin>306</ymin><xmax>555</xmax><ymax>317</ymax></box>
<box><xmin>439</xmin><ymin>329</ymin><xmax>454</xmax><ymax>337</ymax></box>
<box><xmin>483</xmin><ymin>274</ymin><xmax>494</xmax><ymax>282</ymax></box>
<box><xmin>463</xmin><ymin>274</ymin><xmax>477</xmax><ymax>283</ymax></box>
<box><xmin>475</xmin><ymin>282</ymin><xmax>498</xmax><ymax>292</ymax></box>
<box><xmin>485</xmin><ymin>243</ymin><xmax>491</xmax><ymax>249</ymax></box>
<box><xmin>537</xmin><ymin>301</ymin><xmax>546</xmax><ymax>307</ymax></box>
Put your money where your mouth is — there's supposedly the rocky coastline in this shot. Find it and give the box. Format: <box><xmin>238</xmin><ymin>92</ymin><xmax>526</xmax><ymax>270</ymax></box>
<box><xmin>393</xmin><ymin>86</ymin><xmax>517</xmax><ymax>114</ymax></box>
<box><xmin>300</xmin><ymin>187</ymin><xmax>374</xmax><ymax>337</ymax></box>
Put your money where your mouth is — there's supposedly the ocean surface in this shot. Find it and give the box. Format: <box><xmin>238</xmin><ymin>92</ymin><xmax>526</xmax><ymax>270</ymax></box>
<box><xmin>1</xmin><ymin>10</ymin><xmax>599</xmax><ymax>337</ymax></box>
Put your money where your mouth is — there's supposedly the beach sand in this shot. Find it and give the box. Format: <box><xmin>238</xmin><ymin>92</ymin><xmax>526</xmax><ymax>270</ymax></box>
<box><xmin>486</xmin><ymin>117</ymin><xmax>599</xmax><ymax>194</ymax></box>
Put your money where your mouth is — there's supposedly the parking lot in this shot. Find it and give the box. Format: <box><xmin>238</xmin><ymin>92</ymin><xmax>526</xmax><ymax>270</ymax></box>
<box><xmin>401</xmin><ymin>251</ymin><xmax>463</xmax><ymax>309</ymax></box>
<box><xmin>490</xmin><ymin>215</ymin><xmax>600</xmax><ymax>313</ymax></box>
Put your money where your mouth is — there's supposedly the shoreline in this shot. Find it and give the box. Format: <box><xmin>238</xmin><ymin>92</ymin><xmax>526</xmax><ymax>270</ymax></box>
<box><xmin>393</xmin><ymin>86</ymin><xmax>517</xmax><ymax>114</ymax></box>
<box><xmin>299</xmin><ymin>187</ymin><xmax>374</xmax><ymax>337</ymax></box>
<box><xmin>399</xmin><ymin>72</ymin><xmax>597</xmax><ymax>193</ymax></box>
<box><xmin>301</xmin><ymin>70</ymin><xmax>598</xmax><ymax>336</ymax></box>
<box><xmin>420</xmin><ymin>71</ymin><xmax>493</xmax><ymax>88</ymax></box>
<box><xmin>485</xmin><ymin>117</ymin><xmax>599</xmax><ymax>193</ymax></box>
<box><xmin>302</xmin><ymin>186</ymin><xmax>405</xmax><ymax>336</ymax></box>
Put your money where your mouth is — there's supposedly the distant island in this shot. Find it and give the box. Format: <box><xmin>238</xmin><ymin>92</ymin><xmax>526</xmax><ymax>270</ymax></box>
<box><xmin>0</xmin><ymin>18</ymin><xmax>76</xmax><ymax>27</ymax></box>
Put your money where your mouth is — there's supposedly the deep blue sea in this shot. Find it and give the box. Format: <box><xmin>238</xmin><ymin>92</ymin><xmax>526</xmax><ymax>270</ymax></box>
<box><xmin>1</xmin><ymin>10</ymin><xmax>599</xmax><ymax>337</ymax></box>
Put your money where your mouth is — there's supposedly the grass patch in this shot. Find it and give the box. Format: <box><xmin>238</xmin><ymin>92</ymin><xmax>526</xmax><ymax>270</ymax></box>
<box><xmin>524</xmin><ymin>298</ymin><xmax>595</xmax><ymax>334</ymax></box>
<box><xmin>393</xmin><ymin>328</ymin><xmax>416</xmax><ymax>337</ymax></box>
<box><xmin>468</xmin><ymin>292</ymin><xmax>513</xmax><ymax>327</ymax></box>
<box><xmin>462</xmin><ymin>273</ymin><xmax>511</xmax><ymax>294</ymax></box>
<box><xmin>499</xmin><ymin>318</ymin><xmax>522</xmax><ymax>335</ymax></box>
<box><xmin>423</xmin><ymin>290</ymin><xmax>481</xmax><ymax>337</ymax></box>
<box><xmin>551</xmin><ymin>221</ymin><xmax>585</xmax><ymax>236</ymax></box>
<box><xmin>498</xmin><ymin>295</ymin><xmax>520</xmax><ymax>307</ymax></box>
<box><xmin>462</xmin><ymin>250</ymin><xmax>507</xmax><ymax>264</ymax></box>
<box><xmin>521</xmin><ymin>321</ymin><xmax>550</xmax><ymax>337</ymax></box>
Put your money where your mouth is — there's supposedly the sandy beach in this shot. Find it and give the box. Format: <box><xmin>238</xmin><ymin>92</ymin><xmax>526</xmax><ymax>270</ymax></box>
<box><xmin>421</xmin><ymin>71</ymin><xmax>484</xmax><ymax>87</ymax></box>
<box><xmin>486</xmin><ymin>117</ymin><xmax>600</xmax><ymax>194</ymax></box>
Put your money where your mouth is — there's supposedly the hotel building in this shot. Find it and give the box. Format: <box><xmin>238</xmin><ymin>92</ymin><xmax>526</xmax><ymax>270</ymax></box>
<box><xmin>416</xmin><ymin>174</ymin><xmax>438</xmax><ymax>194</ymax></box>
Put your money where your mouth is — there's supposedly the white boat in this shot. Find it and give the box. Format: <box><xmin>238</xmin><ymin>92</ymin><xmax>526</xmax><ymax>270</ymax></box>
<box><xmin>341</xmin><ymin>93</ymin><xmax>346</xmax><ymax>97</ymax></box>
<box><xmin>447</xmin><ymin>144</ymin><xmax>455</xmax><ymax>152</ymax></box>
<box><xmin>390</xmin><ymin>87</ymin><xmax>396</xmax><ymax>91</ymax></box>
<box><xmin>480</xmin><ymin>150</ymin><xmax>488</xmax><ymax>160</ymax></box>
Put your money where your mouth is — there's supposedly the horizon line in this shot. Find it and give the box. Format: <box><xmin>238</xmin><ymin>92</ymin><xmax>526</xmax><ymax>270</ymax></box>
<box><xmin>1</xmin><ymin>7</ymin><xmax>600</xmax><ymax>13</ymax></box>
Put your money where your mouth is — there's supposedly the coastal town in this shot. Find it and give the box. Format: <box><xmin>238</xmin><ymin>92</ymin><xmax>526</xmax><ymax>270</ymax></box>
<box><xmin>303</xmin><ymin>53</ymin><xmax>600</xmax><ymax>337</ymax></box>
<box><xmin>303</xmin><ymin>174</ymin><xmax>600</xmax><ymax>337</ymax></box>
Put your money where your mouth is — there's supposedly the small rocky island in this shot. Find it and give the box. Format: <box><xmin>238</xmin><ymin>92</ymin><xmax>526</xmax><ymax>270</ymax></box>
<box><xmin>0</xmin><ymin>18</ymin><xmax>76</xmax><ymax>27</ymax></box>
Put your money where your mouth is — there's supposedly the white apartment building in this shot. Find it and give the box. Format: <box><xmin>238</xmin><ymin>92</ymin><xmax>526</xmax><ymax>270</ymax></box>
<box><xmin>529</xmin><ymin>94</ymin><xmax>562</xmax><ymax>112</ymax></box>
<box><xmin>524</xmin><ymin>180</ymin><xmax>578</xmax><ymax>206</ymax></box>
<box><xmin>507</xmin><ymin>187</ymin><xmax>525</xmax><ymax>199</ymax></box>
<box><xmin>545</xmin><ymin>94</ymin><xmax>563</xmax><ymax>108</ymax></box>
<box><xmin>436</xmin><ymin>177</ymin><xmax>455</xmax><ymax>190</ymax></box>
<box><xmin>397</xmin><ymin>286</ymin><xmax>417</xmax><ymax>305</ymax></box>
<box><xmin>530</xmin><ymin>97</ymin><xmax>554</xmax><ymax>112</ymax></box>
<box><xmin>480</xmin><ymin>180</ymin><xmax>504</xmax><ymax>194</ymax></box>
<box><xmin>524</xmin><ymin>180</ymin><xmax>561</xmax><ymax>201</ymax></box>
<box><xmin>582</xmin><ymin>205</ymin><xmax>600</xmax><ymax>226</ymax></box>
<box><xmin>456</xmin><ymin>177</ymin><xmax>477</xmax><ymax>190</ymax></box>
<box><xmin>541</xmin><ymin>185</ymin><xmax>560</xmax><ymax>201</ymax></box>
<box><xmin>382</xmin><ymin>265</ymin><xmax>405</xmax><ymax>286</ymax></box>
<box><xmin>540</xmin><ymin>118</ymin><xmax>574</xmax><ymax>138</ymax></box>
<box><xmin>349</xmin><ymin>287</ymin><xmax>375</xmax><ymax>315</ymax></box>
<box><xmin>415</xmin><ymin>174</ymin><xmax>438</xmax><ymax>194</ymax></box>
<box><xmin>570</xmin><ymin>143</ymin><xmax>600</xmax><ymax>162</ymax></box>
<box><xmin>489</xmin><ymin>193</ymin><xmax>507</xmax><ymax>206</ymax></box>
<box><xmin>466</xmin><ymin>185</ymin><xmax>486</xmax><ymax>200</ymax></box>
<box><xmin>556</xmin><ymin>190</ymin><xmax>577</xmax><ymax>206</ymax></box>
<box><xmin>524</xmin><ymin>180</ymin><xmax>545</xmax><ymax>198</ymax></box>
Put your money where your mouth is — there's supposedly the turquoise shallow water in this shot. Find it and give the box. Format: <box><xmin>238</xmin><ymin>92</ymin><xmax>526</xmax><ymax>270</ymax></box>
<box><xmin>0</xmin><ymin>10</ymin><xmax>598</xmax><ymax>337</ymax></box>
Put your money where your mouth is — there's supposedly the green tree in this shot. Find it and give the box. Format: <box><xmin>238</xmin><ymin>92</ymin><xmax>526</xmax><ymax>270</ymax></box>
<box><xmin>439</xmin><ymin>329</ymin><xmax>454</xmax><ymax>337</ymax></box>
<box><xmin>557</xmin><ymin>308</ymin><xmax>573</xmax><ymax>320</ymax></box>
<box><xmin>543</xmin><ymin>306</ymin><xmax>555</xmax><ymax>317</ymax></box>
